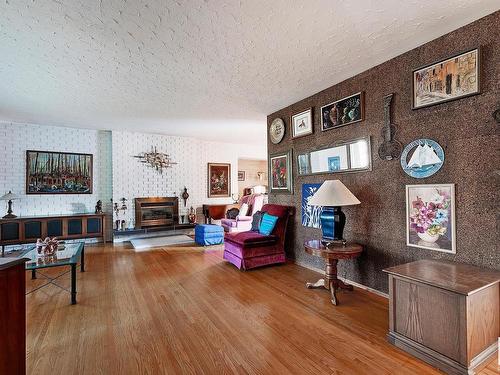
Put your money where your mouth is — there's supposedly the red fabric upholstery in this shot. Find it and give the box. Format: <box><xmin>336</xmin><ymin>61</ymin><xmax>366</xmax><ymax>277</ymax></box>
<box><xmin>225</xmin><ymin>231</ymin><xmax>278</xmax><ymax>247</ymax></box>
<box><xmin>223</xmin><ymin>204</ymin><xmax>294</xmax><ymax>270</ymax></box>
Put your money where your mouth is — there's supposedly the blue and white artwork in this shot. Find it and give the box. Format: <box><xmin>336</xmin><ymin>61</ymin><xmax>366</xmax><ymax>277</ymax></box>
<box><xmin>328</xmin><ymin>156</ymin><xmax>341</xmax><ymax>172</ymax></box>
<box><xmin>302</xmin><ymin>183</ymin><xmax>323</xmax><ymax>228</ymax></box>
<box><xmin>401</xmin><ymin>139</ymin><xmax>444</xmax><ymax>179</ymax></box>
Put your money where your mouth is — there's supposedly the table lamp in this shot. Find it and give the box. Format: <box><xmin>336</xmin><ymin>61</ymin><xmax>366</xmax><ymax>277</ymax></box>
<box><xmin>308</xmin><ymin>180</ymin><xmax>360</xmax><ymax>245</ymax></box>
<box><xmin>1</xmin><ymin>191</ymin><xmax>19</xmax><ymax>219</ymax></box>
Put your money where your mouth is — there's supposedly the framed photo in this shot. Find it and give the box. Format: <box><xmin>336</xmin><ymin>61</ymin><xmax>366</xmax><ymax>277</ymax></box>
<box><xmin>321</xmin><ymin>92</ymin><xmax>364</xmax><ymax>131</ymax></box>
<box><xmin>269</xmin><ymin>150</ymin><xmax>293</xmax><ymax>194</ymax></box>
<box><xmin>26</xmin><ymin>150</ymin><xmax>93</xmax><ymax>194</ymax></box>
<box><xmin>208</xmin><ymin>163</ymin><xmax>231</xmax><ymax>197</ymax></box>
<box><xmin>302</xmin><ymin>183</ymin><xmax>322</xmax><ymax>228</ymax></box>
<box><xmin>297</xmin><ymin>153</ymin><xmax>311</xmax><ymax>175</ymax></box>
<box><xmin>412</xmin><ymin>48</ymin><xmax>480</xmax><ymax>109</ymax></box>
<box><xmin>406</xmin><ymin>184</ymin><xmax>456</xmax><ymax>253</ymax></box>
<box><xmin>238</xmin><ymin>171</ymin><xmax>245</xmax><ymax>181</ymax></box>
<box><xmin>327</xmin><ymin>156</ymin><xmax>341</xmax><ymax>171</ymax></box>
<box><xmin>291</xmin><ymin>109</ymin><xmax>313</xmax><ymax>138</ymax></box>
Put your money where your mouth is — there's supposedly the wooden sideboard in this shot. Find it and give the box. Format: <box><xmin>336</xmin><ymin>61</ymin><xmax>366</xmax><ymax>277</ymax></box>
<box><xmin>202</xmin><ymin>203</ymin><xmax>238</xmax><ymax>224</ymax></box>
<box><xmin>0</xmin><ymin>213</ymin><xmax>106</xmax><ymax>255</ymax></box>
<box><xmin>0</xmin><ymin>257</ymin><xmax>29</xmax><ymax>374</ymax></box>
<box><xmin>384</xmin><ymin>259</ymin><xmax>499</xmax><ymax>375</ymax></box>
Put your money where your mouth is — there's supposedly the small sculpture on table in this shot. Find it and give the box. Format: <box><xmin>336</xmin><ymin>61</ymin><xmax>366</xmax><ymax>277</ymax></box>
<box><xmin>181</xmin><ymin>187</ymin><xmax>189</xmax><ymax>207</ymax></box>
<box><xmin>95</xmin><ymin>200</ymin><xmax>103</xmax><ymax>214</ymax></box>
<box><xmin>36</xmin><ymin>237</ymin><xmax>59</xmax><ymax>257</ymax></box>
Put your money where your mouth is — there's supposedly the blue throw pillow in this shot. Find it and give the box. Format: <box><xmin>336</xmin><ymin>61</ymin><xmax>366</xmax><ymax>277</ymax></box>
<box><xmin>259</xmin><ymin>213</ymin><xmax>279</xmax><ymax>236</ymax></box>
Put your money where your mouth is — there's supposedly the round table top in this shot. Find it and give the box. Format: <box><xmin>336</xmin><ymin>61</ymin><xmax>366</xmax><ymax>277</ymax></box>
<box><xmin>304</xmin><ymin>239</ymin><xmax>363</xmax><ymax>260</ymax></box>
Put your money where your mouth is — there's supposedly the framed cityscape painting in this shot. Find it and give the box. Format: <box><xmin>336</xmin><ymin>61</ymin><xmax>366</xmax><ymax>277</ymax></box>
<box><xmin>321</xmin><ymin>92</ymin><xmax>364</xmax><ymax>131</ymax></box>
<box><xmin>269</xmin><ymin>150</ymin><xmax>293</xmax><ymax>194</ymax></box>
<box><xmin>26</xmin><ymin>150</ymin><xmax>93</xmax><ymax>194</ymax></box>
<box><xmin>406</xmin><ymin>184</ymin><xmax>456</xmax><ymax>253</ymax></box>
<box><xmin>297</xmin><ymin>153</ymin><xmax>311</xmax><ymax>175</ymax></box>
<box><xmin>412</xmin><ymin>48</ymin><xmax>480</xmax><ymax>109</ymax></box>
<box><xmin>291</xmin><ymin>108</ymin><xmax>313</xmax><ymax>139</ymax></box>
<box><xmin>302</xmin><ymin>183</ymin><xmax>322</xmax><ymax>228</ymax></box>
<box><xmin>208</xmin><ymin>162</ymin><xmax>231</xmax><ymax>197</ymax></box>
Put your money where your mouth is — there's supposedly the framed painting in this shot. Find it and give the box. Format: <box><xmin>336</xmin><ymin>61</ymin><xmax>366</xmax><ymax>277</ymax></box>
<box><xmin>26</xmin><ymin>150</ymin><xmax>93</xmax><ymax>194</ymax></box>
<box><xmin>412</xmin><ymin>48</ymin><xmax>480</xmax><ymax>109</ymax></box>
<box><xmin>208</xmin><ymin>163</ymin><xmax>231</xmax><ymax>197</ymax></box>
<box><xmin>321</xmin><ymin>92</ymin><xmax>364</xmax><ymax>131</ymax></box>
<box><xmin>269</xmin><ymin>150</ymin><xmax>293</xmax><ymax>194</ymax></box>
<box><xmin>291</xmin><ymin>108</ymin><xmax>313</xmax><ymax>139</ymax></box>
<box><xmin>302</xmin><ymin>183</ymin><xmax>322</xmax><ymax>228</ymax></box>
<box><xmin>238</xmin><ymin>171</ymin><xmax>245</xmax><ymax>181</ymax></box>
<box><xmin>406</xmin><ymin>184</ymin><xmax>456</xmax><ymax>253</ymax></box>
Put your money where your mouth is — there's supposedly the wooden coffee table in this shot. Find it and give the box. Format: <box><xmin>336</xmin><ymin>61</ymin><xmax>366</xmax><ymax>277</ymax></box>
<box><xmin>304</xmin><ymin>239</ymin><xmax>363</xmax><ymax>305</ymax></box>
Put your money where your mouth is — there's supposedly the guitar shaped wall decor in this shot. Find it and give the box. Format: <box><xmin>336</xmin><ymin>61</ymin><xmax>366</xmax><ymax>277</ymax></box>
<box><xmin>378</xmin><ymin>93</ymin><xmax>402</xmax><ymax>160</ymax></box>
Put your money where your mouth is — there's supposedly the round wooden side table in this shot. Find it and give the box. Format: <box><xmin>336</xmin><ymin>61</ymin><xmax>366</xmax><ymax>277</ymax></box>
<box><xmin>304</xmin><ymin>239</ymin><xmax>363</xmax><ymax>305</ymax></box>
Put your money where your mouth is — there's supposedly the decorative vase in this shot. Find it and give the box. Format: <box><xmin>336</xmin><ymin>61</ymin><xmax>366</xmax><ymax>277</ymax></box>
<box><xmin>188</xmin><ymin>207</ymin><xmax>196</xmax><ymax>224</ymax></box>
<box><xmin>417</xmin><ymin>231</ymin><xmax>439</xmax><ymax>243</ymax></box>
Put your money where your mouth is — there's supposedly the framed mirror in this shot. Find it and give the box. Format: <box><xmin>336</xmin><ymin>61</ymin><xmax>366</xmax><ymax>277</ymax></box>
<box><xmin>297</xmin><ymin>137</ymin><xmax>372</xmax><ymax>176</ymax></box>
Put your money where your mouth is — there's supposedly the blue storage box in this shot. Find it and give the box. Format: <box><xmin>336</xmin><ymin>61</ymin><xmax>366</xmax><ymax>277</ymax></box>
<box><xmin>195</xmin><ymin>224</ymin><xmax>224</xmax><ymax>246</ymax></box>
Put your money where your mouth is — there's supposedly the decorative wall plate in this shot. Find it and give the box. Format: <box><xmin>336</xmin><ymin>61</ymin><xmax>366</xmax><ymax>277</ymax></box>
<box><xmin>401</xmin><ymin>139</ymin><xmax>444</xmax><ymax>178</ymax></box>
<box><xmin>269</xmin><ymin>118</ymin><xmax>285</xmax><ymax>144</ymax></box>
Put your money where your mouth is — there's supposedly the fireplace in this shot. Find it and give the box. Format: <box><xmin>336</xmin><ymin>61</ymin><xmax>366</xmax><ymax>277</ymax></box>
<box><xmin>135</xmin><ymin>197</ymin><xmax>179</xmax><ymax>229</ymax></box>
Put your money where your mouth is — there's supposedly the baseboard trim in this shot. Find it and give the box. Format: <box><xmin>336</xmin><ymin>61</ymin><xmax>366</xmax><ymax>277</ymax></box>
<box><xmin>293</xmin><ymin>259</ymin><xmax>389</xmax><ymax>299</ymax></box>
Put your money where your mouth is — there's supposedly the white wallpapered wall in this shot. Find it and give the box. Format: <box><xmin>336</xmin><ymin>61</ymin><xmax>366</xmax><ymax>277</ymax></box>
<box><xmin>0</xmin><ymin>122</ymin><xmax>263</xmax><ymax>230</ymax></box>
<box><xmin>0</xmin><ymin>122</ymin><xmax>113</xmax><ymax>217</ymax></box>
<box><xmin>112</xmin><ymin>130</ymin><xmax>243</xmax><ymax>227</ymax></box>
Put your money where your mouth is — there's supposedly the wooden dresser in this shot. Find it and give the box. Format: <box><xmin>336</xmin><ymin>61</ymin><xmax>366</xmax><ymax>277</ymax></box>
<box><xmin>0</xmin><ymin>257</ymin><xmax>29</xmax><ymax>374</ymax></box>
<box><xmin>384</xmin><ymin>259</ymin><xmax>499</xmax><ymax>375</ymax></box>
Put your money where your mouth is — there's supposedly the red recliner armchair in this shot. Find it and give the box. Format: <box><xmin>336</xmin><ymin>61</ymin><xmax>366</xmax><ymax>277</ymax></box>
<box><xmin>223</xmin><ymin>204</ymin><xmax>294</xmax><ymax>270</ymax></box>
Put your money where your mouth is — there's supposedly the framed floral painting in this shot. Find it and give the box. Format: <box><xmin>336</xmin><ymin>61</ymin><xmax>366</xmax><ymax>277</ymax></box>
<box><xmin>406</xmin><ymin>184</ymin><xmax>455</xmax><ymax>253</ymax></box>
<box><xmin>269</xmin><ymin>150</ymin><xmax>293</xmax><ymax>194</ymax></box>
<box><xmin>207</xmin><ymin>163</ymin><xmax>231</xmax><ymax>197</ymax></box>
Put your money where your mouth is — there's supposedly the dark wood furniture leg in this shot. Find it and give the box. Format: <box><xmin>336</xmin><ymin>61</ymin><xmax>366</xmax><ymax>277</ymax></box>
<box><xmin>71</xmin><ymin>264</ymin><xmax>77</xmax><ymax>305</ymax></box>
<box><xmin>31</xmin><ymin>269</ymin><xmax>36</xmax><ymax>279</ymax></box>
<box><xmin>80</xmin><ymin>246</ymin><xmax>85</xmax><ymax>272</ymax></box>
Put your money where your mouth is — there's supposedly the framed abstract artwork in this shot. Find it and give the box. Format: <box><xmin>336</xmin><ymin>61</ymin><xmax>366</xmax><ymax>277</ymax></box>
<box><xmin>291</xmin><ymin>108</ymin><xmax>313</xmax><ymax>139</ymax></box>
<box><xmin>208</xmin><ymin>163</ymin><xmax>231</xmax><ymax>197</ymax></box>
<box><xmin>26</xmin><ymin>150</ymin><xmax>93</xmax><ymax>194</ymax></box>
<box><xmin>321</xmin><ymin>92</ymin><xmax>364</xmax><ymax>131</ymax></box>
<box><xmin>269</xmin><ymin>150</ymin><xmax>293</xmax><ymax>194</ymax></box>
<box><xmin>238</xmin><ymin>171</ymin><xmax>245</xmax><ymax>181</ymax></box>
<box><xmin>406</xmin><ymin>184</ymin><xmax>456</xmax><ymax>253</ymax></box>
<box><xmin>302</xmin><ymin>183</ymin><xmax>322</xmax><ymax>228</ymax></box>
<box><xmin>327</xmin><ymin>156</ymin><xmax>341</xmax><ymax>171</ymax></box>
<box><xmin>412</xmin><ymin>48</ymin><xmax>480</xmax><ymax>109</ymax></box>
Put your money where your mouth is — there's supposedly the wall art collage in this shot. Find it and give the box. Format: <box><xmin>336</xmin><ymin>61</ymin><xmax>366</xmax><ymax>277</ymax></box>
<box><xmin>268</xmin><ymin>47</ymin><xmax>483</xmax><ymax>254</ymax></box>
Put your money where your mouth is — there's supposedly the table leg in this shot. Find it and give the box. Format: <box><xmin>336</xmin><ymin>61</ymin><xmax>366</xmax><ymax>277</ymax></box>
<box><xmin>80</xmin><ymin>245</ymin><xmax>85</xmax><ymax>272</ymax></box>
<box><xmin>1</xmin><ymin>245</ymin><xmax>4</xmax><ymax>257</ymax></box>
<box><xmin>337</xmin><ymin>279</ymin><xmax>354</xmax><ymax>291</ymax></box>
<box><xmin>329</xmin><ymin>279</ymin><xmax>338</xmax><ymax>305</ymax></box>
<box><xmin>31</xmin><ymin>269</ymin><xmax>37</xmax><ymax>280</ymax></box>
<box><xmin>71</xmin><ymin>264</ymin><xmax>77</xmax><ymax>305</ymax></box>
<box><xmin>325</xmin><ymin>259</ymin><xmax>339</xmax><ymax>305</ymax></box>
<box><xmin>306</xmin><ymin>278</ymin><xmax>325</xmax><ymax>289</ymax></box>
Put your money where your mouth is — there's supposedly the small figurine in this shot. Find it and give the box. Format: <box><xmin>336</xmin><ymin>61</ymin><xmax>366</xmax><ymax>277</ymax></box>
<box><xmin>181</xmin><ymin>187</ymin><xmax>189</xmax><ymax>207</ymax></box>
<box><xmin>188</xmin><ymin>207</ymin><xmax>196</xmax><ymax>224</ymax></box>
<box><xmin>95</xmin><ymin>200</ymin><xmax>103</xmax><ymax>214</ymax></box>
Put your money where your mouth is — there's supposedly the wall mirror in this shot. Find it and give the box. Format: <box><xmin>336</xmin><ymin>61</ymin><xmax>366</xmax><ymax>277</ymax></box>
<box><xmin>297</xmin><ymin>137</ymin><xmax>372</xmax><ymax>176</ymax></box>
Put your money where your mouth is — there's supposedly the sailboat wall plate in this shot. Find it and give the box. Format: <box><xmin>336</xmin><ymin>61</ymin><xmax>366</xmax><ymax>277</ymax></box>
<box><xmin>401</xmin><ymin>139</ymin><xmax>444</xmax><ymax>178</ymax></box>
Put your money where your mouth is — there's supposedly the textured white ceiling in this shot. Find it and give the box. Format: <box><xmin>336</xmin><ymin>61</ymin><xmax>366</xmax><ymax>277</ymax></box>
<box><xmin>0</xmin><ymin>1</ymin><xmax>498</xmax><ymax>144</ymax></box>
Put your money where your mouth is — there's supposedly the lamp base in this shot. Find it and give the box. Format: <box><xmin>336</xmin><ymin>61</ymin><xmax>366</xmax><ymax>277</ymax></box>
<box><xmin>319</xmin><ymin>207</ymin><xmax>346</xmax><ymax>243</ymax></box>
<box><xmin>2</xmin><ymin>213</ymin><xmax>17</xmax><ymax>219</ymax></box>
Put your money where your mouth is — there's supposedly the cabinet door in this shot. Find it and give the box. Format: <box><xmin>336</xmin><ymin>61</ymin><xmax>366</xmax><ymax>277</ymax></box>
<box><xmin>24</xmin><ymin>221</ymin><xmax>42</xmax><ymax>239</ymax></box>
<box><xmin>393</xmin><ymin>277</ymin><xmax>467</xmax><ymax>364</ymax></box>
<box><xmin>68</xmin><ymin>219</ymin><xmax>83</xmax><ymax>235</ymax></box>
<box><xmin>86</xmin><ymin>217</ymin><xmax>101</xmax><ymax>234</ymax></box>
<box><xmin>1</xmin><ymin>222</ymin><xmax>20</xmax><ymax>241</ymax></box>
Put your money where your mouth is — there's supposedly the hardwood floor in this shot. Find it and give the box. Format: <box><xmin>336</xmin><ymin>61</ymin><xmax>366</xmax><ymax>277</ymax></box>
<box><xmin>26</xmin><ymin>243</ymin><xmax>499</xmax><ymax>375</ymax></box>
